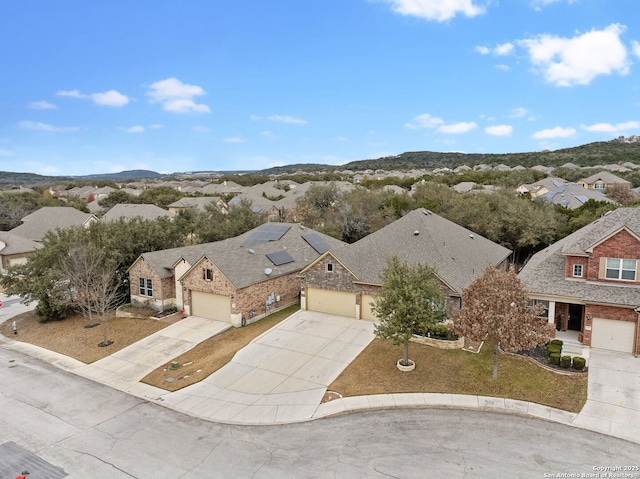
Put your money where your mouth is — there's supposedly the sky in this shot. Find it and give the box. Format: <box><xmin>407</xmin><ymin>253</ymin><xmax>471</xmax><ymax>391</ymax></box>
<box><xmin>2</xmin><ymin>0</ymin><xmax>640</xmax><ymax>176</ymax></box>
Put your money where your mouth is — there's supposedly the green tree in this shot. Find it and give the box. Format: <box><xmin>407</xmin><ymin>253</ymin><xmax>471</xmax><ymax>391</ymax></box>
<box><xmin>98</xmin><ymin>190</ymin><xmax>139</xmax><ymax>208</ymax></box>
<box><xmin>373</xmin><ymin>256</ymin><xmax>448</xmax><ymax>368</ymax></box>
<box><xmin>195</xmin><ymin>200</ymin><xmax>266</xmax><ymax>243</ymax></box>
<box><xmin>138</xmin><ymin>186</ymin><xmax>183</xmax><ymax>209</ymax></box>
<box><xmin>451</xmin><ymin>266</ymin><xmax>548</xmax><ymax>380</ymax></box>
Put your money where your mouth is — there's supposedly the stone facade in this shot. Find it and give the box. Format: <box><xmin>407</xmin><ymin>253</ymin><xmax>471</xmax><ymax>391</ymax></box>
<box><xmin>180</xmin><ymin>257</ymin><xmax>301</xmax><ymax>326</ymax></box>
<box><xmin>128</xmin><ymin>259</ymin><xmax>175</xmax><ymax>311</ymax></box>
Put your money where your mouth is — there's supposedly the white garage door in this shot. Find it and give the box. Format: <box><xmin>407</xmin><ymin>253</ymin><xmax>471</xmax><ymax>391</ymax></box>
<box><xmin>361</xmin><ymin>294</ymin><xmax>378</xmax><ymax>321</ymax></box>
<box><xmin>591</xmin><ymin>318</ymin><xmax>635</xmax><ymax>353</ymax></box>
<box><xmin>191</xmin><ymin>291</ymin><xmax>231</xmax><ymax>322</ymax></box>
<box><xmin>306</xmin><ymin>288</ymin><xmax>355</xmax><ymax>317</ymax></box>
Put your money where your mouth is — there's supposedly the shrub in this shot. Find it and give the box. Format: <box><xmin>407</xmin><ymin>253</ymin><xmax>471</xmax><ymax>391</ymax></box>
<box><xmin>549</xmin><ymin>353</ymin><xmax>561</xmax><ymax>365</ymax></box>
<box><xmin>549</xmin><ymin>339</ymin><xmax>563</xmax><ymax>347</ymax></box>
<box><xmin>546</xmin><ymin>344</ymin><xmax>561</xmax><ymax>357</ymax></box>
<box><xmin>560</xmin><ymin>355</ymin><xmax>572</xmax><ymax>368</ymax></box>
<box><xmin>414</xmin><ymin>322</ymin><xmax>459</xmax><ymax>340</ymax></box>
<box><xmin>572</xmin><ymin>357</ymin><xmax>586</xmax><ymax>371</ymax></box>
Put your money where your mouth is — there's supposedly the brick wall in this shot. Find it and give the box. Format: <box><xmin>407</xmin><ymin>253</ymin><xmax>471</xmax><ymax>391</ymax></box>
<box><xmin>181</xmin><ymin>257</ymin><xmax>301</xmax><ymax>323</ymax></box>
<box><xmin>565</xmin><ymin>256</ymin><xmax>589</xmax><ymax>279</ymax></box>
<box><xmin>589</xmin><ymin>229</ymin><xmax>640</xmax><ymax>284</ymax></box>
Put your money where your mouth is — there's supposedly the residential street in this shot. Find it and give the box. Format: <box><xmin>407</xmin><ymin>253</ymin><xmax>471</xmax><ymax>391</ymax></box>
<box><xmin>1</xmin><ymin>347</ymin><xmax>638</xmax><ymax>479</ymax></box>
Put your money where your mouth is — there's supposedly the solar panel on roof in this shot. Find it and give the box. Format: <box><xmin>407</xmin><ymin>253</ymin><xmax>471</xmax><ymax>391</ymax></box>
<box><xmin>266</xmin><ymin>250</ymin><xmax>295</xmax><ymax>266</ymax></box>
<box><xmin>302</xmin><ymin>232</ymin><xmax>330</xmax><ymax>254</ymax></box>
<box><xmin>241</xmin><ymin>224</ymin><xmax>292</xmax><ymax>247</ymax></box>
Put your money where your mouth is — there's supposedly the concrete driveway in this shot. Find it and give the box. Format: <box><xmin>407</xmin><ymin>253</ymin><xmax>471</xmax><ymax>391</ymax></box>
<box><xmin>572</xmin><ymin>349</ymin><xmax>640</xmax><ymax>443</ymax></box>
<box><xmin>160</xmin><ymin>310</ymin><xmax>376</xmax><ymax>424</ymax></box>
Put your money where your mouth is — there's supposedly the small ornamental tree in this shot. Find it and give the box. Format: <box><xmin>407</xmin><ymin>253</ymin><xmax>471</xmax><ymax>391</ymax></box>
<box><xmin>373</xmin><ymin>256</ymin><xmax>448</xmax><ymax>368</ymax></box>
<box><xmin>451</xmin><ymin>266</ymin><xmax>549</xmax><ymax>380</ymax></box>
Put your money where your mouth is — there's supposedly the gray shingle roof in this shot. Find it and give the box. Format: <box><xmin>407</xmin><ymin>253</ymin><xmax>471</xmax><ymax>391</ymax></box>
<box><xmin>135</xmin><ymin>223</ymin><xmax>346</xmax><ymax>288</ymax></box>
<box><xmin>0</xmin><ymin>231</ymin><xmax>42</xmax><ymax>255</ymax></box>
<box><xmin>541</xmin><ymin>183</ymin><xmax>616</xmax><ymax>209</ymax></box>
<box><xmin>103</xmin><ymin>204</ymin><xmax>174</xmax><ymax>222</ymax></box>
<box><xmin>519</xmin><ymin>207</ymin><xmax>640</xmax><ymax>307</ymax></box>
<box><xmin>329</xmin><ymin>209</ymin><xmax>512</xmax><ymax>293</ymax></box>
<box><xmin>579</xmin><ymin>171</ymin><xmax>631</xmax><ymax>185</ymax></box>
<box><xmin>10</xmin><ymin>207</ymin><xmax>96</xmax><ymax>241</ymax></box>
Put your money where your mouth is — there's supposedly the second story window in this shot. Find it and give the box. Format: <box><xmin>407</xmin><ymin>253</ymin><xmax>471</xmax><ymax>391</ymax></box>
<box><xmin>572</xmin><ymin>264</ymin><xmax>583</xmax><ymax>277</ymax></box>
<box><xmin>326</xmin><ymin>263</ymin><xmax>334</xmax><ymax>273</ymax></box>
<box><xmin>605</xmin><ymin>258</ymin><xmax>637</xmax><ymax>281</ymax></box>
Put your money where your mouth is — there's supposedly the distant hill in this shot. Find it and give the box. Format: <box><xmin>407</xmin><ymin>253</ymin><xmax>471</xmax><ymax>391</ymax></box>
<box><xmin>0</xmin><ymin>169</ymin><xmax>164</xmax><ymax>187</ymax></box>
<box><xmin>2</xmin><ymin>141</ymin><xmax>640</xmax><ymax>186</ymax></box>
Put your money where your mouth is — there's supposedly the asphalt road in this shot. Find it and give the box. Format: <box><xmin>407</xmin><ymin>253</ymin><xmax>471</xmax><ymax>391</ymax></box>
<box><xmin>1</xmin><ymin>348</ymin><xmax>638</xmax><ymax>479</ymax></box>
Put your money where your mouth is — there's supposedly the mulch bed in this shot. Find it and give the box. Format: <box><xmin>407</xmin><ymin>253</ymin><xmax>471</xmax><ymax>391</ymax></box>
<box><xmin>514</xmin><ymin>346</ymin><xmax>588</xmax><ymax>373</ymax></box>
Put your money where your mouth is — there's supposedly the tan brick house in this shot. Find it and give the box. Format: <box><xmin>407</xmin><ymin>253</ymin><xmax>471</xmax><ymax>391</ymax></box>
<box><xmin>299</xmin><ymin>209</ymin><xmax>512</xmax><ymax>320</ymax></box>
<box><xmin>127</xmin><ymin>223</ymin><xmax>345</xmax><ymax>326</ymax></box>
<box><xmin>519</xmin><ymin>207</ymin><xmax>640</xmax><ymax>355</ymax></box>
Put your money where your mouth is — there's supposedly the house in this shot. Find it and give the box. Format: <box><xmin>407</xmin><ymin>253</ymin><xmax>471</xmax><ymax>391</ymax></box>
<box><xmin>539</xmin><ymin>183</ymin><xmax>616</xmax><ymax>209</ymax></box>
<box><xmin>576</xmin><ymin>172</ymin><xmax>632</xmax><ymax>190</ymax></box>
<box><xmin>167</xmin><ymin>197</ymin><xmax>227</xmax><ymax>214</ymax></box>
<box><xmin>0</xmin><ymin>231</ymin><xmax>42</xmax><ymax>273</ymax></box>
<box><xmin>517</xmin><ymin>177</ymin><xmax>568</xmax><ymax>197</ymax></box>
<box><xmin>9</xmin><ymin>207</ymin><xmax>98</xmax><ymax>242</ymax></box>
<box><xmin>298</xmin><ymin>209</ymin><xmax>512</xmax><ymax>320</ymax></box>
<box><xmin>102</xmin><ymin>204</ymin><xmax>174</xmax><ymax>222</ymax></box>
<box><xmin>519</xmin><ymin>207</ymin><xmax>640</xmax><ymax>355</ymax></box>
<box><xmin>126</xmin><ymin>223</ymin><xmax>345</xmax><ymax>326</ymax></box>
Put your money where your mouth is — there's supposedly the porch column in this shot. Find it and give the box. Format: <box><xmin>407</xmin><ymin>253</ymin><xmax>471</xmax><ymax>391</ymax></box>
<box><xmin>548</xmin><ymin>301</ymin><xmax>556</xmax><ymax>326</ymax></box>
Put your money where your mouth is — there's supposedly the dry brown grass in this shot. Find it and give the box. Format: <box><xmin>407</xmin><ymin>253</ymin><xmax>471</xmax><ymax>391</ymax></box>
<box><xmin>0</xmin><ymin>310</ymin><xmax>169</xmax><ymax>364</ymax></box>
<box><xmin>326</xmin><ymin>338</ymin><xmax>588</xmax><ymax>412</ymax></box>
<box><xmin>140</xmin><ymin>304</ymin><xmax>300</xmax><ymax>391</ymax></box>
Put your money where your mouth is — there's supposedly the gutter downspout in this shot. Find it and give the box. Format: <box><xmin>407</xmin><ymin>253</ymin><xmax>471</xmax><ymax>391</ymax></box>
<box><xmin>635</xmin><ymin>307</ymin><xmax>640</xmax><ymax>358</ymax></box>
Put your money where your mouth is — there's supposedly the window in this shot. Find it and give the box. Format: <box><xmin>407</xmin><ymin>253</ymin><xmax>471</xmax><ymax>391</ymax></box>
<box><xmin>528</xmin><ymin>299</ymin><xmax>549</xmax><ymax>318</ymax></box>
<box><xmin>594</xmin><ymin>182</ymin><xmax>605</xmax><ymax>190</ymax></box>
<box><xmin>139</xmin><ymin>278</ymin><xmax>153</xmax><ymax>296</ymax></box>
<box><xmin>605</xmin><ymin>258</ymin><xmax>637</xmax><ymax>281</ymax></box>
<box><xmin>204</xmin><ymin>268</ymin><xmax>212</xmax><ymax>281</ymax></box>
<box><xmin>326</xmin><ymin>263</ymin><xmax>334</xmax><ymax>273</ymax></box>
<box><xmin>572</xmin><ymin>264</ymin><xmax>583</xmax><ymax>277</ymax></box>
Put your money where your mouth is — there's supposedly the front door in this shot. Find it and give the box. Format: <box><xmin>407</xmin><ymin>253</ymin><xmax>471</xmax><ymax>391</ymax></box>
<box><xmin>568</xmin><ymin>304</ymin><xmax>583</xmax><ymax>331</ymax></box>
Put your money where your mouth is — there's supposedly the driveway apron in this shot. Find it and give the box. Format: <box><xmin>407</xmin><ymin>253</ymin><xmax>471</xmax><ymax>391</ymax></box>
<box><xmin>572</xmin><ymin>349</ymin><xmax>640</xmax><ymax>443</ymax></box>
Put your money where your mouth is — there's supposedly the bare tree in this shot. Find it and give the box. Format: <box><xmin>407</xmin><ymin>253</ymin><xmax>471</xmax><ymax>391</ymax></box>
<box><xmin>89</xmin><ymin>266</ymin><xmax>127</xmax><ymax>347</ymax></box>
<box><xmin>58</xmin><ymin>238</ymin><xmax>106</xmax><ymax>327</ymax></box>
<box><xmin>451</xmin><ymin>266</ymin><xmax>548</xmax><ymax>380</ymax></box>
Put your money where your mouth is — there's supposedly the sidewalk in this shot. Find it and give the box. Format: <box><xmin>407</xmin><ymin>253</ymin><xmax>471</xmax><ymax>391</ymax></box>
<box><xmin>1</xmin><ymin>296</ymin><xmax>638</xmax><ymax>445</ymax></box>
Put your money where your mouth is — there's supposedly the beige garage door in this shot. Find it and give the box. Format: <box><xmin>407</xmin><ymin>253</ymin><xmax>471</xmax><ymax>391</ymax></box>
<box><xmin>307</xmin><ymin>288</ymin><xmax>355</xmax><ymax>317</ymax></box>
<box><xmin>591</xmin><ymin>318</ymin><xmax>635</xmax><ymax>353</ymax></box>
<box><xmin>361</xmin><ymin>294</ymin><xmax>378</xmax><ymax>321</ymax></box>
<box><xmin>191</xmin><ymin>291</ymin><xmax>231</xmax><ymax>322</ymax></box>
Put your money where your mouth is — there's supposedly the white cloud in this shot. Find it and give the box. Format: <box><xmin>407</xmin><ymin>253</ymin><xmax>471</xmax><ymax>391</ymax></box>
<box><xmin>56</xmin><ymin>88</ymin><xmax>129</xmax><ymax>107</ymax></box>
<box><xmin>581</xmin><ymin>121</ymin><xmax>640</xmax><ymax>134</ymax></box>
<box><xmin>223</xmin><ymin>136</ymin><xmax>247</xmax><ymax>143</ymax></box>
<box><xmin>404</xmin><ymin>113</ymin><xmax>444</xmax><ymax>129</ymax></box>
<box><xmin>437</xmin><ymin>121</ymin><xmax>477</xmax><ymax>134</ymax></box>
<box><xmin>146</xmin><ymin>78</ymin><xmax>211</xmax><ymax>114</ymax></box>
<box><xmin>17</xmin><ymin>120</ymin><xmax>79</xmax><ymax>133</ymax></box>
<box><xmin>632</xmin><ymin>40</ymin><xmax>640</xmax><ymax>59</ymax></box>
<box><xmin>495</xmin><ymin>64</ymin><xmax>510</xmax><ymax>71</ymax></box>
<box><xmin>91</xmin><ymin>90</ymin><xmax>129</xmax><ymax>107</ymax></box>
<box><xmin>510</xmin><ymin>107</ymin><xmax>528</xmax><ymax>118</ymax></box>
<box><xmin>532</xmin><ymin>0</ymin><xmax>577</xmax><ymax>9</ymax></box>
<box><xmin>149</xmin><ymin>124</ymin><xmax>164</xmax><ymax>129</ymax></box>
<box><xmin>193</xmin><ymin>126</ymin><xmax>211</xmax><ymax>133</ymax></box>
<box><xmin>532</xmin><ymin>126</ymin><xmax>576</xmax><ymax>139</ymax></box>
<box><xmin>267</xmin><ymin>115</ymin><xmax>307</xmax><ymax>125</ymax></box>
<box><xmin>475</xmin><ymin>45</ymin><xmax>490</xmax><ymax>55</ymax></box>
<box><xmin>27</xmin><ymin>100</ymin><xmax>56</xmax><ymax>110</ymax></box>
<box><xmin>494</xmin><ymin>42</ymin><xmax>514</xmax><ymax>56</ymax></box>
<box><xmin>485</xmin><ymin>125</ymin><xmax>513</xmax><ymax>136</ymax></box>
<box><xmin>56</xmin><ymin>89</ymin><xmax>86</xmax><ymax>99</ymax></box>
<box><xmin>125</xmin><ymin>125</ymin><xmax>145</xmax><ymax>133</ymax></box>
<box><xmin>250</xmin><ymin>114</ymin><xmax>262</xmax><ymax>121</ymax></box>
<box><xmin>518</xmin><ymin>24</ymin><xmax>630</xmax><ymax>87</ymax></box>
<box><xmin>385</xmin><ymin>0</ymin><xmax>485</xmax><ymax>22</ymax></box>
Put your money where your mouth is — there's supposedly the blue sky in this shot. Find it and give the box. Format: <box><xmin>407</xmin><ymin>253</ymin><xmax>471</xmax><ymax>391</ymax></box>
<box><xmin>2</xmin><ymin>0</ymin><xmax>640</xmax><ymax>176</ymax></box>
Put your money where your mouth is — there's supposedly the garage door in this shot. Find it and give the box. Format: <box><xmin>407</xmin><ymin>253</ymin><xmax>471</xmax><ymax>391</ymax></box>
<box><xmin>191</xmin><ymin>291</ymin><xmax>231</xmax><ymax>322</ymax></box>
<box><xmin>361</xmin><ymin>294</ymin><xmax>378</xmax><ymax>321</ymax></box>
<box><xmin>591</xmin><ymin>318</ymin><xmax>635</xmax><ymax>353</ymax></box>
<box><xmin>306</xmin><ymin>288</ymin><xmax>355</xmax><ymax>317</ymax></box>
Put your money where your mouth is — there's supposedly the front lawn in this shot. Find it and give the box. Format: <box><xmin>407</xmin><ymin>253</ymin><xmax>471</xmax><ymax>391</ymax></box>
<box><xmin>326</xmin><ymin>338</ymin><xmax>588</xmax><ymax>413</ymax></box>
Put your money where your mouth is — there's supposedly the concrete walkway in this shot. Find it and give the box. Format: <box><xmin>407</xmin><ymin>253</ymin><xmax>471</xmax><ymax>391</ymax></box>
<box><xmin>1</xmin><ymin>295</ymin><xmax>639</xmax><ymax>445</ymax></box>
